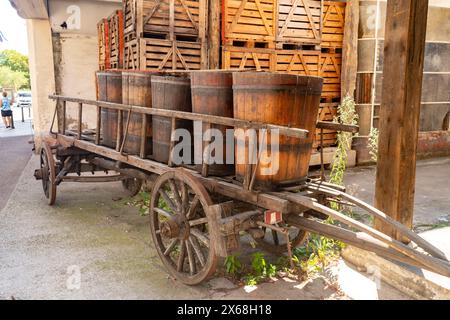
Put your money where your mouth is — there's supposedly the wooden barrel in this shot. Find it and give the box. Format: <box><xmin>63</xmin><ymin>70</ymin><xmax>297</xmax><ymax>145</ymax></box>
<box><xmin>122</xmin><ymin>71</ymin><xmax>154</xmax><ymax>157</ymax></box>
<box><xmin>233</xmin><ymin>72</ymin><xmax>323</xmax><ymax>190</ymax></box>
<box><xmin>191</xmin><ymin>71</ymin><xmax>235</xmax><ymax>176</ymax></box>
<box><xmin>97</xmin><ymin>70</ymin><xmax>122</xmax><ymax>149</ymax></box>
<box><xmin>152</xmin><ymin>75</ymin><xmax>193</xmax><ymax>164</ymax></box>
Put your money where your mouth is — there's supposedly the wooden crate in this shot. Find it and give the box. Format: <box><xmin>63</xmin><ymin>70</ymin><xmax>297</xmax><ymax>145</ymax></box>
<box><xmin>321</xmin><ymin>1</ymin><xmax>346</xmax><ymax>48</ymax></box>
<box><xmin>319</xmin><ymin>51</ymin><xmax>342</xmax><ymax>99</ymax></box>
<box><xmin>313</xmin><ymin>102</ymin><xmax>339</xmax><ymax>148</ymax></box>
<box><xmin>108</xmin><ymin>10</ymin><xmax>125</xmax><ymax>69</ymax></box>
<box><xmin>97</xmin><ymin>18</ymin><xmax>110</xmax><ymax>70</ymax></box>
<box><xmin>223</xmin><ymin>0</ymin><xmax>277</xmax><ymax>42</ymax></box>
<box><xmin>140</xmin><ymin>38</ymin><xmax>206</xmax><ymax>71</ymax></box>
<box><xmin>124</xmin><ymin>37</ymin><xmax>140</xmax><ymax>70</ymax></box>
<box><xmin>123</xmin><ymin>0</ymin><xmax>207</xmax><ymax>40</ymax></box>
<box><xmin>275</xmin><ymin>49</ymin><xmax>320</xmax><ymax>75</ymax></box>
<box><xmin>276</xmin><ymin>0</ymin><xmax>322</xmax><ymax>45</ymax></box>
<box><xmin>222</xmin><ymin>45</ymin><xmax>275</xmax><ymax>71</ymax></box>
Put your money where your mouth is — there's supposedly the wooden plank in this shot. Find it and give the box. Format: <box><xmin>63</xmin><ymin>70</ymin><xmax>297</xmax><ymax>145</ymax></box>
<box><xmin>374</xmin><ymin>0</ymin><xmax>429</xmax><ymax>241</ymax></box>
<box><xmin>341</xmin><ymin>0</ymin><xmax>359</xmax><ymax>98</ymax></box>
<box><xmin>321</xmin><ymin>1</ymin><xmax>346</xmax><ymax>48</ymax></box>
<box><xmin>208</xmin><ymin>0</ymin><xmax>221</xmax><ymax>69</ymax></box>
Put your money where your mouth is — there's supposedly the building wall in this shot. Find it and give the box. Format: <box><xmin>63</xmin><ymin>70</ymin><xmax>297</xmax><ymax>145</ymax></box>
<box><xmin>48</xmin><ymin>0</ymin><xmax>121</xmax><ymax>131</ymax></box>
<box><xmin>355</xmin><ymin>0</ymin><xmax>450</xmax><ymax>163</ymax></box>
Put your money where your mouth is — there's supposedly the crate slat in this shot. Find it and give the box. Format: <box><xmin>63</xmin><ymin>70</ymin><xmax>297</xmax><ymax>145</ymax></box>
<box><xmin>276</xmin><ymin>0</ymin><xmax>322</xmax><ymax>45</ymax></box>
<box><xmin>321</xmin><ymin>1</ymin><xmax>346</xmax><ymax>48</ymax></box>
<box><xmin>319</xmin><ymin>51</ymin><xmax>342</xmax><ymax>99</ymax></box>
<box><xmin>124</xmin><ymin>0</ymin><xmax>207</xmax><ymax>40</ymax></box>
<box><xmin>97</xmin><ymin>18</ymin><xmax>110</xmax><ymax>70</ymax></box>
<box><xmin>223</xmin><ymin>0</ymin><xmax>277</xmax><ymax>43</ymax></box>
<box><xmin>108</xmin><ymin>10</ymin><xmax>125</xmax><ymax>69</ymax></box>
<box><xmin>275</xmin><ymin>49</ymin><xmax>321</xmax><ymax>75</ymax></box>
<box><xmin>314</xmin><ymin>102</ymin><xmax>340</xmax><ymax>148</ymax></box>
<box><xmin>222</xmin><ymin>45</ymin><xmax>276</xmax><ymax>71</ymax></box>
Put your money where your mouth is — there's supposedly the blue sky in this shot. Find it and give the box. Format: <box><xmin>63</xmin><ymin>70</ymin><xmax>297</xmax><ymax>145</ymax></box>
<box><xmin>0</xmin><ymin>1</ymin><xmax>28</xmax><ymax>55</ymax></box>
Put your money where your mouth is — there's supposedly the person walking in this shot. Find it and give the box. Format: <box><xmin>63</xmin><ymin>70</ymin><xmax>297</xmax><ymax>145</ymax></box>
<box><xmin>1</xmin><ymin>91</ymin><xmax>14</xmax><ymax>129</ymax></box>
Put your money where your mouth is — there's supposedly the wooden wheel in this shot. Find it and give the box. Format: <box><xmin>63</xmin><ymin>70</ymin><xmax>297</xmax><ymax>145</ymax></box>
<box><xmin>149</xmin><ymin>170</ymin><xmax>217</xmax><ymax>285</ymax></box>
<box><xmin>40</xmin><ymin>142</ymin><xmax>57</xmax><ymax>206</ymax></box>
<box><xmin>122</xmin><ymin>178</ymin><xmax>143</xmax><ymax>197</ymax></box>
<box><xmin>253</xmin><ymin>223</ymin><xmax>308</xmax><ymax>254</ymax></box>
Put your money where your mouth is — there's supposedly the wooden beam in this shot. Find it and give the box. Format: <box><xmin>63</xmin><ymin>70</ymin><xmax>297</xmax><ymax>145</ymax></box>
<box><xmin>208</xmin><ymin>0</ymin><xmax>221</xmax><ymax>69</ymax></box>
<box><xmin>340</xmin><ymin>0</ymin><xmax>359</xmax><ymax>99</ymax></box>
<box><xmin>374</xmin><ymin>0</ymin><xmax>429</xmax><ymax>241</ymax></box>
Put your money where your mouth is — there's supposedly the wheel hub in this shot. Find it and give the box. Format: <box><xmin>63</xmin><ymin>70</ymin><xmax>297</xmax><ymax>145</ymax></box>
<box><xmin>160</xmin><ymin>216</ymin><xmax>190</xmax><ymax>240</ymax></box>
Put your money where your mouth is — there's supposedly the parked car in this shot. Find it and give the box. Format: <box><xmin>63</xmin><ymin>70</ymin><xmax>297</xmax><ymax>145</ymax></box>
<box><xmin>16</xmin><ymin>91</ymin><xmax>32</xmax><ymax>108</ymax></box>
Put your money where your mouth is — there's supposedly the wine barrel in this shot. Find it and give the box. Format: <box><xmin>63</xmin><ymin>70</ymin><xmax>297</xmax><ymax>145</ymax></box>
<box><xmin>233</xmin><ymin>72</ymin><xmax>323</xmax><ymax>190</ymax></box>
<box><xmin>122</xmin><ymin>71</ymin><xmax>154</xmax><ymax>157</ymax></box>
<box><xmin>96</xmin><ymin>70</ymin><xmax>122</xmax><ymax>149</ymax></box>
<box><xmin>152</xmin><ymin>75</ymin><xmax>193</xmax><ymax>164</ymax></box>
<box><xmin>191</xmin><ymin>71</ymin><xmax>235</xmax><ymax>176</ymax></box>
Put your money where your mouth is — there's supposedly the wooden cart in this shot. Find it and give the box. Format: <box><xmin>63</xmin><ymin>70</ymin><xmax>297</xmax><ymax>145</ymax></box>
<box><xmin>34</xmin><ymin>94</ymin><xmax>450</xmax><ymax>285</ymax></box>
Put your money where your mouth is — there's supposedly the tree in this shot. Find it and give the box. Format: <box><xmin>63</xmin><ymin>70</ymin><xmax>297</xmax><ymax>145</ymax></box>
<box><xmin>0</xmin><ymin>50</ymin><xmax>30</xmax><ymax>89</ymax></box>
<box><xmin>0</xmin><ymin>66</ymin><xmax>28</xmax><ymax>90</ymax></box>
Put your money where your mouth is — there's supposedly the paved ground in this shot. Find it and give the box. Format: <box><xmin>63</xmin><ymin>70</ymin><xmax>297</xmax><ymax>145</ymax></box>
<box><xmin>0</xmin><ymin>108</ymin><xmax>34</xmax><ymax>211</ymax></box>
<box><xmin>343</xmin><ymin>157</ymin><xmax>450</xmax><ymax>227</ymax></box>
<box><xmin>1</xmin><ymin>139</ymin><xmax>447</xmax><ymax>299</ymax></box>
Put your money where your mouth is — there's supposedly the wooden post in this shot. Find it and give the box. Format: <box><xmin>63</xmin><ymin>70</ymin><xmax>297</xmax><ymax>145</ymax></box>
<box><xmin>208</xmin><ymin>0</ymin><xmax>221</xmax><ymax>69</ymax></box>
<box><xmin>78</xmin><ymin>103</ymin><xmax>83</xmax><ymax>139</ymax></box>
<box><xmin>341</xmin><ymin>0</ymin><xmax>359</xmax><ymax>99</ymax></box>
<box><xmin>374</xmin><ymin>0</ymin><xmax>429</xmax><ymax>241</ymax></box>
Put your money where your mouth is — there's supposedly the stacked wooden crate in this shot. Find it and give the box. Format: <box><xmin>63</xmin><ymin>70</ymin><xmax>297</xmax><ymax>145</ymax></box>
<box><xmin>222</xmin><ymin>0</ymin><xmax>322</xmax><ymax>75</ymax></box>
<box><xmin>97</xmin><ymin>11</ymin><xmax>124</xmax><ymax>70</ymax></box>
<box><xmin>314</xmin><ymin>0</ymin><xmax>346</xmax><ymax>148</ymax></box>
<box><xmin>97</xmin><ymin>18</ymin><xmax>110</xmax><ymax>70</ymax></box>
<box><xmin>123</xmin><ymin>0</ymin><xmax>208</xmax><ymax>71</ymax></box>
<box><xmin>109</xmin><ymin>10</ymin><xmax>125</xmax><ymax>69</ymax></box>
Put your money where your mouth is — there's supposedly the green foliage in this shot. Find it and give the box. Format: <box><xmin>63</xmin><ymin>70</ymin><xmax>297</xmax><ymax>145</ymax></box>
<box><xmin>251</xmin><ymin>252</ymin><xmax>266</xmax><ymax>276</ymax></box>
<box><xmin>368</xmin><ymin>128</ymin><xmax>379</xmax><ymax>162</ymax></box>
<box><xmin>293</xmin><ymin>233</ymin><xmax>345</xmax><ymax>275</ymax></box>
<box><xmin>329</xmin><ymin>96</ymin><xmax>358</xmax><ymax>186</ymax></box>
<box><xmin>0</xmin><ymin>50</ymin><xmax>30</xmax><ymax>89</ymax></box>
<box><xmin>250</xmin><ymin>252</ymin><xmax>276</xmax><ymax>278</ymax></box>
<box><xmin>0</xmin><ymin>66</ymin><xmax>28</xmax><ymax>90</ymax></box>
<box><xmin>224</xmin><ymin>255</ymin><xmax>242</xmax><ymax>275</ymax></box>
<box><xmin>243</xmin><ymin>275</ymin><xmax>258</xmax><ymax>286</ymax></box>
<box><xmin>0</xmin><ymin>50</ymin><xmax>29</xmax><ymax>73</ymax></box>
<box><xmin>127</xmin><ymin>191</ymin><xmax>151</xmax><ymax>216</ymax></box>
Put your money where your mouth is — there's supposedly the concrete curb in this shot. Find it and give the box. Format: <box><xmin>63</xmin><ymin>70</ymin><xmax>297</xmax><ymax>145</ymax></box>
<box><xmin>342</xmin><ymin>246</ymin><xmax>450</xmax><ymax>300</ymax></box>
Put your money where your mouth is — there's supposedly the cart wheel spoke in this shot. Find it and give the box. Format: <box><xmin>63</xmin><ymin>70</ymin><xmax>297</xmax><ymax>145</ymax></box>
<box><xmin>150</xmin><ymin>170</ymin><xmax>217</xmax><ymax>285</ymax></box>
<box><xmin>158</xmin><ymin>189</ymin><xmax>178</xmax><ymax>213</ymax></box>
<box><xmin>154</xmin><ymin>207</ymin><xmax>173</xmax><ymax>218</ymax></box>
<box><xmin>177</xmin><ymin>241</ymin><xmax>187</xmax><ymax>272</ymax></box>
<box><xmin>40</xmin><ymin>142</ymin><xmax>57</xmax><ymax>206</ymax></box>
<box><xmin>164</xmin><ymin>238</ymin><xmax>179</xmax><ymax>256</ymax></box>
<box><xmin>168</xmin><ymin>179</ymin><xmax>183</xmax><ymax>213</ymax></box>
<box><xmin>190</xmin><ymin>229</ymin><xmax>210</xmax><ymax>248</ymax></box>
<box><xmin>186</xmin><ymin>195</ymin><xmax>200</xmax><ymax>219</ymax></box>
<box><xmin>186</xmin><ymin>240</ymin><xmax>196</xmax><ymax>276</ymax></box>
<box><xmin>190</xmin><ymin>237</ymin><xmax>206</xmax><ymax>267</ymax></box>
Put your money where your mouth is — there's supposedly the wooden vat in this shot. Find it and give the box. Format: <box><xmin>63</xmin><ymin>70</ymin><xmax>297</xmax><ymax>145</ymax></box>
<box><xmin>191</xmin><ymin>71</ymin><xmax>235</xmax><ymax>176</ymax></box>
<box><xmin>152</xmin><ymin>75</ymin><xmax>193</xmax><ymax>164</ymax></box>
<box><xmin>122</xmin><ymin>71</ymin><xmax>155</xmax><ymax>157</ymax></box>
<box><xmin>233</xmin><ymin>72</ymin><xmax>322</xmax><ymax>189</ymax></box>
<box><xmin>97</xmin><ymin>71</ymin><xmax>123</xmax><ymax>149</ymax></box>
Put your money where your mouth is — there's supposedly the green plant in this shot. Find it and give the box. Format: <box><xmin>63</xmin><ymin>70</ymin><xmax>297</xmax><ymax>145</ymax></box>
<box><xmin>251</xmin><ymin>252</ymin><xmax>267</xmax><ymax>276</ymax></box>
<box><xmin>127</xmin><ymin>191</ymin><xmax>151</xmax><ymax>216</ymax></box>
<box><xmin>368</xmin><ymin>128</ymin><xmax>379</xmax><ymax>162</ymax></box>
<box><xmin>243</xmin><ymin>275</ymin><xmax>258</xmax><ymax>286</ymax></box>
<box><xmin>224</xmin><ymin>255</ymin><xmax>242</xmax><ymax>275</ymax></box>
<box><xmin>329</xmin><ymin>95</ymin><xmax>358</xmax><ymax>186</ymax></box>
